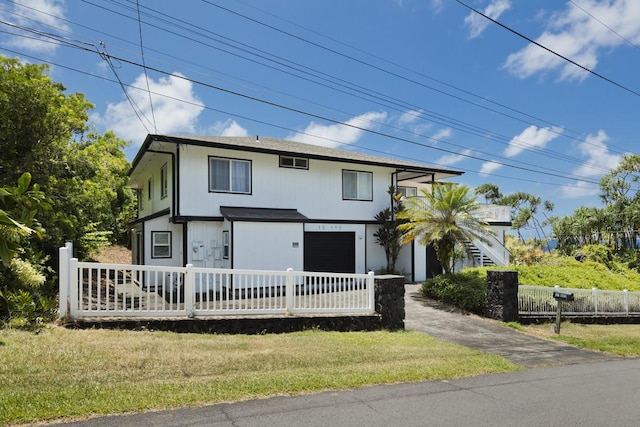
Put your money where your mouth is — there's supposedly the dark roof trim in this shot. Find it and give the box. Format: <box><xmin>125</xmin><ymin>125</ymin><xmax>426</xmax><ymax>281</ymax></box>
<box><xmin>306</xmin><ymin>219</ymin><xmax>379</xmax><ymax>225</ymax></box>
<box><xmin>171</xmin><ymin>216</ymin><xmax>224</xmax><ymax>224</ymax></box>
<box><xmin>129</xmin><ymin>208</ymin><xmax>170</xmax><ymax>226</ymax></box>
<box><xmin>487</xmin><ymin>221</ymin><xmax>512</xmax><ymax>227</ymax></box>
<box><xmin>220</xmin><ymin>206</ymin><xmax>309</xmax><ymax>222</ymax></box>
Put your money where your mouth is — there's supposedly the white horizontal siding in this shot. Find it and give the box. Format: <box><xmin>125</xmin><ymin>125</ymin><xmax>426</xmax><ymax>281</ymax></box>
<box><xmin>178</xmin><ymin>145</ymin><xmax>392</xmax><ymax>220</ymax></box>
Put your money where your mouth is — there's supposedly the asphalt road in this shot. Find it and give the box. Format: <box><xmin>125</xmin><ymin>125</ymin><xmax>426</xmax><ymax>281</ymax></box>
<box><xmin>54</xmin><ymin>358</ymin><xmax>640</xmax><ymax>427</ymax></box>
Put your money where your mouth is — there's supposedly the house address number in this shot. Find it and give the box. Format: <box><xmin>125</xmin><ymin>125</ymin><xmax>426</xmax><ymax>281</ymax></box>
<box><xmin>316</xmin><ymin>225</ymin><xmax>343</xmax><ymax>231</ymax></box>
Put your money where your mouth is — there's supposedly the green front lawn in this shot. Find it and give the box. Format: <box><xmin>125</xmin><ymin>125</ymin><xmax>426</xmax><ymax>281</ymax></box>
<box><xmin>0</xmin><ymin>327</ymin><xmax>519</xmax><ymax>425</ymax></box>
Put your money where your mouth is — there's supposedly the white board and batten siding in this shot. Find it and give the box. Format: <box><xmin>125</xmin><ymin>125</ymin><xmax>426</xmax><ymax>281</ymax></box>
<box><xmin>233</xmin><ymin>222</ymin><xmax>304</xmax><ymax>271</ymax></box>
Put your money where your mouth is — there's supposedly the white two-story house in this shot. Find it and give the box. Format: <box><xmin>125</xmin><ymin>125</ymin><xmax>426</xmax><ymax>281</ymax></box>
<box><xmin>128</xmin><ymin>134</ymin><xmax>510</xmax><ymax>281</ymax></box>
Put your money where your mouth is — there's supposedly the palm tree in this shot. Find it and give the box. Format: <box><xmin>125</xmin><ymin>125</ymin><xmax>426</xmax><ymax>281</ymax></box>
<box><xmin>397</xmin><ymin>182</ymin><xmax>494</xmax><ymax>274</ymax></box>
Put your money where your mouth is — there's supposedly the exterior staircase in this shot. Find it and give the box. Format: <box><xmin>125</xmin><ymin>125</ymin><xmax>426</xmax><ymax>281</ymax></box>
<box><xmin>464</xmin><ymin>240</ymin><xmax>497</xmax><ymax>267</ymax></box>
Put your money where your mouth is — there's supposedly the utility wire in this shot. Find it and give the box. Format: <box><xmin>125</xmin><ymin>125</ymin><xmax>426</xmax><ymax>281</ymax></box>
<box><xmin>0</xmin><ymin>43</ymin><xmax>602</xmax><ymax>193</ymax></box>
<box><xmin>3</xmin><ymin>0</ymin><xmax>625</xmax><ymax>168</ymax></box>
<box><xmin>136</xmin><ymin>0</ymin><xmax>157</xmax><ymax>133</ymax></box>
<box><xmin>66</xmin><ymin>0</ymin><xmax>618</xmax><ymax>172</ymax></box>
<box><xmin>1</xmin><ymin>20</ymin><xmax>604</xmax><ymax>183</ymax></box>
<box><xmin>201</xmin><ymin>0</ymin><xmax>629</xmax><ymax>155</ymax></box>
<box><xmin>34</xmin><ymin>31</ymin><xmax>610</xmax><ymax>185</ymax></box>
<box><xmin>569</xmin><ymin>0</ymin><xmax>640</xmax><ymax>51</ymax></box>
<box><xmin>455</xmin><ymin>0</ymin><xmax>640</xmax><ymax>98</ymax></box>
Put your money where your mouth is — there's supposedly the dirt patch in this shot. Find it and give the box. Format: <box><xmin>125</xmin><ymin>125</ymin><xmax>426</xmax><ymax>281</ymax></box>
<box><xmin>89</xmin><ymin>245</ymin><xmax>132</xmax><ymax>264</ymax></box>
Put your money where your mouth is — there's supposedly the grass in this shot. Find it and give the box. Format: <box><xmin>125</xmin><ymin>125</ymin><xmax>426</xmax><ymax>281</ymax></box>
<box><xmin>0</xmin><ymin>327</ymin><xmax>519</xmax><ymax>426</ymax></box>
<box><xmin>522</xmin><ymin>322</ymin><xmax>640</xmax><ymax>357</ymax></box>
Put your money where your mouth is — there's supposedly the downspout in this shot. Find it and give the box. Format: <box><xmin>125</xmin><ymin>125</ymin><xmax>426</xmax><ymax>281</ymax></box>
<box><xmin>182</xmin><ymin>222</ymin><xmax>188</xmax><ymax>266</ymax></box>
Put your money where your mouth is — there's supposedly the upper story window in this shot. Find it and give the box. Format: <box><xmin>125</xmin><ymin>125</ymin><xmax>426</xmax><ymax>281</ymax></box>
<box><xmin>398</xmin><ymin>186</ymin><xmax>417</xmax><ymax>198</ymax></box>
<box><xmin>147</xmin><ymin>177</ymin><xmax>153</xmax><ymax>200</ymax></box>
<box><xmin>279</xmin><ymin>155</ymin><xmax>309</xmax><ymax>170</ymax></box>
<box><xmin>209</xmin><ymin>156</ymin><xmax>251</xmax><ymax>194</ymax></box>
<box><xmin>343</xmin><ymin>170</ymin><xmax>373</xmax><ymax>201</ymax></box>
<box><xmin>160</xmin><ymin>163</ymin><xmax>168</xmax><ymax>199</ymax></box>
<box><xmin>138</xmin><ymin>188</ymin><xmax>144</xmax><ymax>212</ymax></box>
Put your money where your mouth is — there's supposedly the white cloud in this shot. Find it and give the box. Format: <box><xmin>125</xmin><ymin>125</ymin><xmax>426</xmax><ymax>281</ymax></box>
<box><xmin>572</xmin><ymin>130</ymin><xmax>623</xmax><ymax>178</ymax></box>
<box><xmin>91</xmin><ymin>72</ymin><xmax>204</xmax><ymax>144</ymax></box>
<box><xmin>464</xmin><ymin>0</ymin><xmax>511</xmax><ymax>39</ymax></box>
<box><xmin>504</xmin><ymin>0</ymin><xmax>640</xmax><ymax>81</ymax></box>
<box><xmin>287</xmin><ymin>111</ymin><xmax>387</xmax><ymax>148</ymax></box>
<box><xmin>437</xmin><ymin>149</ymin><xmax>472</xmax><ymax>166</ymax></box>
<box><xmin>429</xmin><ymin>0</ymin><xmax>443</xmax><ymax>13</ymax></box>
<box><xmin>479</xmin><ymin>160</ymin><xmax>502</xmax><ymax>176</ymax></box>
<box><xmin>559</xmin><ymin>130</ymin><xmax>625</xmax><ymax>198</ymax></box>
<box><xmin>431</xmin><ymin>127</ymin><xmax>452</xmax><ymax>142</ymax></box>
<box><xmin>0</xmin><ymin>0</ymin><xmax>70</xmax><ymax>54</ymax></box>
<box><xmin>397</xmin><ymin>109</ymin><xmax>422</xmax><ymax>126</ymax></box>
<box><xmin>208</xmin><ymin>119</ymin><xmax>249</xmax><ymax>137</ymax></box>
<box><xmin>504</xmin><ymin>125</ymin><xmax>563</xmax><ymax>158</ymax></box>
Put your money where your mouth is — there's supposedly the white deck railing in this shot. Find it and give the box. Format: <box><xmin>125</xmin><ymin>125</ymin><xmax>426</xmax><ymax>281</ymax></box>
<box><xmin>519</xmin><ymin>285</ymin><xmax>640</xmax><ymax>316</ymax></box>
<box><xmin>59</xmin><ymin>246</ymin><xmax>375</xmax><ymax>320</ymax></box>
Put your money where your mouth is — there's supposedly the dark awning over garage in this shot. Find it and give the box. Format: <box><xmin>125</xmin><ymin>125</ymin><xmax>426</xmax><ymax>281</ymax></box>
<box><xmin>220</xmin><ymin>206</ymin><xmax>309</xmax><ymax>222</ymax></box>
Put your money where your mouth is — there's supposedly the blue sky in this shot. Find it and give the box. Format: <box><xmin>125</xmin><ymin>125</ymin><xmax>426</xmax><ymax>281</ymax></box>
<box><xmin>2</xmin><ymin>0</ymin><xmax>640</xmax><ymax>223</ymax></box>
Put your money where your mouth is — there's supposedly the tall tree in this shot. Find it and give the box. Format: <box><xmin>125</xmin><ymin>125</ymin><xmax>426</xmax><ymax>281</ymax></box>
<box><xmin>475</xmin><ymin>184</ymin><xmax>554</xmax><ymax>244</ymax></box>
<box><xmin>0</xmin><ymin>56</ymin><xmax>133</xmax><ymax>263</ymax></box>
<box><xmin>0</xmin><ymin>56</ymin><xmax>91</xmax><ymax>186</ymax></box>
<box><xmin>600</xmin><ymin>154</ymin><xmax>640</xmax><ymax>250</ymax></box>
<box><xmin>398</xmin><ymin>183</ymin><xmax>493</xmax><ymax>274</ymax></box>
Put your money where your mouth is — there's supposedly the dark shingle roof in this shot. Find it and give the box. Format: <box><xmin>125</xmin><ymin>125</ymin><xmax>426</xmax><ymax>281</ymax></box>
<box><xmin>220</xmin><ymin>206</ymin><xmax>308</xmax><ymax>222</ymax></box>
<box><xmin>133</xmin><ymin>134</ymin><xmax>462</xmax><ymax>178</ymax></box>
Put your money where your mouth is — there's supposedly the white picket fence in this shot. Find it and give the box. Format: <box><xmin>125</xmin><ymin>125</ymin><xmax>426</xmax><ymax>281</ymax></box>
<box><xmin>519</xmin><ymin>285</ymin><xmax>640</xmax><ymax>316</ymax></box>
<box><xmin>59</xmin><ymin>245</ymin><xmax>375</xmax><ymax>320</ymax></box>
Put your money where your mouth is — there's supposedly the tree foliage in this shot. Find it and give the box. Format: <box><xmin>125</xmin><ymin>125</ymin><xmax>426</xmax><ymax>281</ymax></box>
<box><xmin>398</xmin><ymin>183</ymin><xmax>493</xmax><ymax>274</ymax></box>
<box><xmin>475</xmin><ymin>184</ymin><xmax>554</xmax><ymax>245</ymax></box>
<box><xmin>0</xmin><ymin>173</ymin><xmax>50</xmax><ymax>321</ymax></box>
<box><xmin>0</xmin><ymin>55</ymin><xmax>134</xmax><ymax>324</ymax></box>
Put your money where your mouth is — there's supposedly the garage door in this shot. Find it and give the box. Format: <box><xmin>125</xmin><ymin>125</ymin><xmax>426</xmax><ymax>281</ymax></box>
<box><xmin>304</xmin><ymin>232</ymin><xmax>355</xmax><ymax>273</ymax></box>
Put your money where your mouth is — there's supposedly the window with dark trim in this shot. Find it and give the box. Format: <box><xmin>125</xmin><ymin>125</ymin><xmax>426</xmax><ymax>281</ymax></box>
<box><xmin>342</xmin><ymin>170</ymin><xmax>373</xmax><ymax>201</ymax></box>
<box><xmin>398</xmin><ymin>186</ymin><xmax>417</xmax><ymax>198</ymax></box>
<box><xmin>209</xmin><ymin>156</ymin><xmax>251</xmax><ymax>194</ymax></box>
<box><xmin>138</xmin><ymin>188</ymin><xmax>144</xmax><ymax>212</ymax></box>
<box><xmin>279</xmin><ymin>155</ymin><xmax>309</xmax><ymax>170</ymax></box>
<box><xmin>160</xmin><ymin>163</ymin><xmax>168</xmax><ymax>199</ymax></box>
<box><xmin>147</xmin><ymin>177</ymin><xmax>153</xmax><ymax>200</ymax></box>
<box><xmin>222</xmin><ymin>230</ymin><xmax>230</xmax><ymax>259</ymax></box>
<box><xmin>151</xmin><ymin>231</ymin><xmax>171</xmax><ymax>258</ymax></box>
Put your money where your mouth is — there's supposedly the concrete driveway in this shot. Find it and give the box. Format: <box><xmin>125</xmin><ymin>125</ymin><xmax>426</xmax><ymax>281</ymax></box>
<box><xmin>404</xmin><ymin>284</ymin><xmax>618</xmax><ymax>367</ymax></box>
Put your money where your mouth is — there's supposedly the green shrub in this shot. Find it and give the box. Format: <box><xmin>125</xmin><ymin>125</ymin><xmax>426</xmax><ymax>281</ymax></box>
<box><xmin>576</xmin><ymin>244</ymin><xmax>614</xmax><ymax>268</ymax></box>
<box><xmin>0</xmin><ymin>289</ymin><xmax>57</xmax><ymax>329</ymax></box>
<box><xmin>421</xmin><ymin>270</ymin><xmax>486</xmax><ymax>315</ymax></box>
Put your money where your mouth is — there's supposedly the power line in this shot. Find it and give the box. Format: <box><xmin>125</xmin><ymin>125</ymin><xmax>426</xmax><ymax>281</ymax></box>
<box><xmin>68</xmin><ymin>0</ymin><xmax>619</xmax><ymax>173</ymax></box>
<box><xmin>200</xmin><ymin>0</ymin><xmax>629</xmax><ymax>155</ymax></box>
<box><xmin>9</xmin><ymin>24</ymin><xmax>606</xmax><ymax>186</ymax></box>
<box><xmin>0</xmin><ymin>3</ymin><xmax>618</xmax><ymax>187</ymax></box>
<box><xmin>136</xmin><ymin>0</ymin><xmax>157</xmax><ymax>133</ymax></box>
<box><xmin>455</xmin><ymin>0</ymin><xmax>640</xmax><ymax>98</ymax></box>
<box><xmin>0</xmin><ymin>43</ymin><xmax>602</xmax><ymax>194</ymax></box>
<box><xmin>569</xmin><ymin>0</ymin><xmax>640</xmax><ymax>51</ymax></box>
<box><xmin>3</xmin><ymin>0</ymin><xmax>624</xmax><ymax>172</ymax></box>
